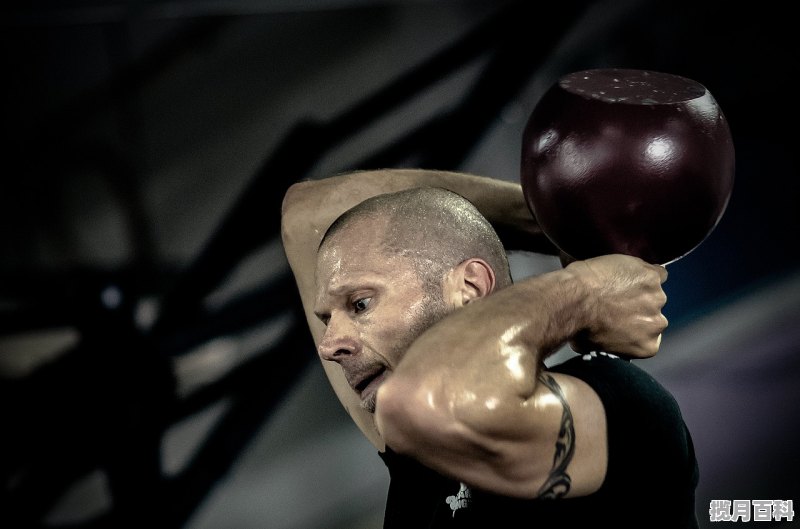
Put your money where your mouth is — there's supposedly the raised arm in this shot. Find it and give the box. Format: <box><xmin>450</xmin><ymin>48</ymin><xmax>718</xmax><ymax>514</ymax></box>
<box><xmin>375</xmin><ymin>254</ymin><xmax>668</xmax><ymax>498</ymax></box>
<box><xmin>280</xmin><ymin>169</ymin><xmax>555</xmax><ymax>447</ymax></box>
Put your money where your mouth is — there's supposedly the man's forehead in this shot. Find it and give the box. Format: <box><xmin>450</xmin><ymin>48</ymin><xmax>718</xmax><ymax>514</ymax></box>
<box><xmin>316</xmin><ymin>223</ymin><xmax>384</xmax><ymax>283</ymax></box>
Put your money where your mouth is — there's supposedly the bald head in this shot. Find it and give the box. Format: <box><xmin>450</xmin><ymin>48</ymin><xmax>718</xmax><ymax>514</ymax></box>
<box><xmin>320</xmin><ymin>187</ymin><xmax>512</xmax><ymax>293</ymax></box>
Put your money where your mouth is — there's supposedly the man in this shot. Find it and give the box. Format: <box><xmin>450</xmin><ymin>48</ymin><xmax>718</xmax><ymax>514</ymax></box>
<box><xmin>280</xmin><ymin>168</ymin><xmax>699</xmax><ymax>527</ymax></box>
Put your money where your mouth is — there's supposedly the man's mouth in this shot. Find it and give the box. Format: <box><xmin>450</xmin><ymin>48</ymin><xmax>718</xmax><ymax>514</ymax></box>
<box><xmin>353</xmin><ymin>366</ymin><xmax>388</xmax><ymax>398</ymax></box>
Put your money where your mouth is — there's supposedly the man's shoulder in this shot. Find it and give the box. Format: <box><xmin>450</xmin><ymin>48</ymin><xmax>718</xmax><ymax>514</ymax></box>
<box><xmin>548</xmin><ymin>351</ymin><xmax>687</xmax><ymax>429</ymax></box>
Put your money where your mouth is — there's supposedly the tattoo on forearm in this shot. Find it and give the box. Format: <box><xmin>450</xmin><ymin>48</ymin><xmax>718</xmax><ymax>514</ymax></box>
<box><xmin>536</xmin><ymin>374</ymin><xmax>575</xmax><ymax>499</ymax></box>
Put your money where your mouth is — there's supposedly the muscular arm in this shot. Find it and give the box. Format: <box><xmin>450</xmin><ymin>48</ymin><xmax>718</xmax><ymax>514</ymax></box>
<box><xmin>280</xmin><ymin>169</ymin><xmax>555</xmax><ymax>448</ymax></box>
<box><xmin>375</xmin><ymin>256</ymin><xmax>667</xmax><ymax>499</ymax></box>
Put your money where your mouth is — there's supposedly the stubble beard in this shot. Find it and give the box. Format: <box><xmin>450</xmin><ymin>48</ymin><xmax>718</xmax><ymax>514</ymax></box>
<box><xmin>361</xmin><ymin>287</ymin><xmax>449</xmax><ymax>414</ymax></box>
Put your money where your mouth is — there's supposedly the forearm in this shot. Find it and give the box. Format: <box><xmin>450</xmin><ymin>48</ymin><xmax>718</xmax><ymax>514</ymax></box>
<box><xmin>280</xmin><ymin>168</ymin><xmax>555</xmax><ymax>255</ymax></box>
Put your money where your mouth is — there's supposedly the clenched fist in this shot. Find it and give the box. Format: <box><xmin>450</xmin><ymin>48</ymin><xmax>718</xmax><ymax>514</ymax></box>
<box><xmin>564</xmin><ymin>254</ymin><xmax>668</xmax><ymax>359</ymax></box>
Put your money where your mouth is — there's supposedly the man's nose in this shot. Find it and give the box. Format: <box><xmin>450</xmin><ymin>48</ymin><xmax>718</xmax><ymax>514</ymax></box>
<box><xmin>317</xmin><ymin>314</ymin><xmax>359</xmax><ymax>362</ymax></box>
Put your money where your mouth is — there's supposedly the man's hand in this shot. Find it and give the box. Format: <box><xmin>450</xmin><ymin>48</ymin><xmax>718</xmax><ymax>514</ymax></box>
<box><xmin>564</xmin><ymin>254</ymin><xmax>668</xmax><ymax>359</ymax></box>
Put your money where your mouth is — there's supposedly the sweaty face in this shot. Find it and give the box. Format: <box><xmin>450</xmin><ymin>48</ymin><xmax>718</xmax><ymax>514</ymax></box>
<box><xmin>314</xmin><ymin>221</ymin><xmax>448</xmax><ymax>413</ymax></box>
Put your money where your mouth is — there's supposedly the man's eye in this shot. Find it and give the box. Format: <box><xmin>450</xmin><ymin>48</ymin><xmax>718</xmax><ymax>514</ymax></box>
<box><xmin>353</xmin><ymin>298</ymin><xmax>371</xmax><ymax>313</ymax></box>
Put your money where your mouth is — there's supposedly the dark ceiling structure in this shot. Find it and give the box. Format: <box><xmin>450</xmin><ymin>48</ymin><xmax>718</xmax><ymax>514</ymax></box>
<box><xmin>1</xmin><ymin>1</ymin><xmax>798</xmax><ymax>528</ymax></box>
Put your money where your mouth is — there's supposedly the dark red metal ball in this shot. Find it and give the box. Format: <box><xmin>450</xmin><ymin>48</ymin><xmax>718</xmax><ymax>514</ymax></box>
<box><xmin>520</xmin><ymin>68</ymin><xmax>735</xmax><ymax>265</ymax></box>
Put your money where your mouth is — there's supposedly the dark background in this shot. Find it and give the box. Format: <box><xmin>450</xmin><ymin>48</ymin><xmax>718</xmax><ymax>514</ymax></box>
<box><xmin>1</xmin><ymin>1</ymin><xmax>798</xmax><ymax>527</ymax></box>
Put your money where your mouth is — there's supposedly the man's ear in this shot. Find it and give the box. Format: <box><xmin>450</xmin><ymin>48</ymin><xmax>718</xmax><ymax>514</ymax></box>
<box><xmin>444</xmin><ymin>258</ymin><xmax>496</xmax><ymax>307</ymax></box>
